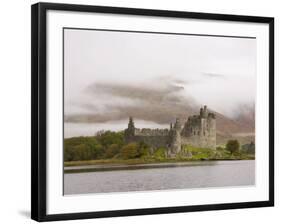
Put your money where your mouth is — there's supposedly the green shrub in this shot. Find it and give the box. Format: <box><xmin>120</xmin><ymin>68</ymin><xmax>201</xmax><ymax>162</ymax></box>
<box><xmin>226</xmin><ymin>140</ymin><xmax>240</xmax><ymax>154</ymax></box>
<box><xmin>181</xmin><ymin>145</ymin><xmax>215</xmax><ymax>160</ymax></box>
<box><xmin>136</xmin><ymin>142</ymin><xmax>149</xmax><ymax>158</ymax></box>
<box><xmin>120</xmin><ymin>143</ymin><xmax>140</xmax><ymax>159</ymax></box>
<box><xmin>216</xmin><ymin>146</ymin><xmax>224</xmax><ymax>151</ymax></box>
<box><xmin>153</xmin><ymin>147</ymin><xmax>167</xmax><ymax>160</ymax></box>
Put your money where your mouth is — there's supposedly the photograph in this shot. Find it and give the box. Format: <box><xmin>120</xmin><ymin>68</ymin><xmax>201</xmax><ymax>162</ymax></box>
<box><xmin>63</xmin><ymin>28</ymin><xmax>256</xmax><ymax>195</ymax></box>
<box><xmin>0</xmin><ymin>0</ymin><xmax>277</xmax><ymax>223</ymax></box>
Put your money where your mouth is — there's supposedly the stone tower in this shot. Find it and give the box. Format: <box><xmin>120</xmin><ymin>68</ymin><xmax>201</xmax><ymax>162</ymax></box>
<box><xmin>170</xmin><ymin>118</ymin><xmax>182</xmax><ymax>154</ymax></box>
<box><xmin>124</xmin><ymin>116</ymin><xmax>135</xmax><ymax>142</ymax></box>
<box><xmin>181</xmin><ymin>105</ymin><xmax>216</xmax><ymax>149</ymax></box>
<box><xmin>206</xmin><ymin>112</ymin><xmax>216</xmax><ymax>149</ymax></box>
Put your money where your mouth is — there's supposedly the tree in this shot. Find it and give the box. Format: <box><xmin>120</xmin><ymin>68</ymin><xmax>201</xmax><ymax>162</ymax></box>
<box><xmin>226</xmin><ymin>140</ymin><xmax>240</xmax><ymax>154</ymax></box>
<box><xmin>96</xmin><ymin>130</ymin><xmax>124</xmax><ymax>148</ymax></box>
<box><xmin>120</xmin><ymin>143</ymin><xmax>139</xmax><ymax>159</ymax></box>
<box><xmin>138</xmin><ymin>142</ymin><xmax>150</xmax><ymax>158</ymax></box>
<box><xmin>105</xmin><ymin>144</ymin><xmax>120</xmax><ymax>158</ymax></box>
<box><xmin>64</xmin><ymin>137</ymin><xmax>104</xmax><ymax>161</ymax></box>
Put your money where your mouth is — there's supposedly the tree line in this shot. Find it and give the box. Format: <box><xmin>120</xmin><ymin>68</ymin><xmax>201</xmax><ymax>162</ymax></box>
<box><xmin>64</xmin><ymin>131</ymin><xmax>164</xmax><ymax>161</ymax></box>
<box><xmin>64</xmin><ymin>131</ymin><xmax>254</xmax><ymax>162</ymax></box>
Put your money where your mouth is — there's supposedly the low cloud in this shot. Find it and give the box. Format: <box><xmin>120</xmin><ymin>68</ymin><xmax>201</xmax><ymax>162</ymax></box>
<box><xmin>65</xmin><ymin>77</ymin><xmax>199</xmax><ymax>124</ymax></box>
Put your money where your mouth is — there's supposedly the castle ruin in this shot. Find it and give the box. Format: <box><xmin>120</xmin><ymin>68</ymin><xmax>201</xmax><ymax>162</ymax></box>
<box><xmin>124</xmin><ymin>106</ymin><xmax>216</xmax><ymax>155</ymax></box>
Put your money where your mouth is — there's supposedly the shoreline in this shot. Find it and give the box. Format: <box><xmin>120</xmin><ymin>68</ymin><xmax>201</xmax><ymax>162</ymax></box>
<box><xmin>64</xmin><ymin>159</ymin><xmax>254</xmax><ymax>174</ymax></box>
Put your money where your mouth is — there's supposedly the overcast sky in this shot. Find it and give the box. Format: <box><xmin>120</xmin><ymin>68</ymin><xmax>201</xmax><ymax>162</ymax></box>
<box><xmin>64</xmin><ymin>29</ymin><xmax>256</xmax><ymax>137</ymax></box>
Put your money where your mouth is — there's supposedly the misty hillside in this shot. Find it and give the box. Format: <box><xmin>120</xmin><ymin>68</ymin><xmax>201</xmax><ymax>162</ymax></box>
<box><xmin>215</xmin><ymin>112</ymin><xmax>254</xmax><ymax>135</ymax></box>
<box><xmin>214</xmin><ymin>105</ymin><xmax>255</xmax><ymax>145</ymax></box>
<box><xmin>65</xmin><ymin>80</ymin><xmax>255</xmax><ymax>144</ymax></box>
<box><xmin>177</xmin><ymin>106</ymin><xmax>255</xmax><ymax>145</ymax></box>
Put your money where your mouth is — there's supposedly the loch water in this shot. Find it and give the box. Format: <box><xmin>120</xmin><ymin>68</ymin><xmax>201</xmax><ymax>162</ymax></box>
<box><xmin>64</xmin><ymin>160</ymin><xmax>255</xmax><ymax>195</ymax></box>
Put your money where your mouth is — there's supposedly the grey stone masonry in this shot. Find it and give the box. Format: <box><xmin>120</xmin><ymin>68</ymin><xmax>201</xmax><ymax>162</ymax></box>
<box><xmin>124</xmin><ymin>106</ymin><xmax>216</xmax><ymax>154</ymax></box>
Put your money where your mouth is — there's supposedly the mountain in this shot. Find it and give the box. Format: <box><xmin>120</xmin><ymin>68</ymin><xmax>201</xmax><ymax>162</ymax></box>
<box><xmin>215</xmin><ymin>112</ymin><xmax>254</xmax><ymax>135</ymax></box>
<box><xmin>232</xmin><ymin>103</ymin><xmax>255</xmax><ymax>131</ymax></box>
<box><xmin>213</xmin><ymin>105</ymin><xmax>255</xmax><ymax>145</ymax></box>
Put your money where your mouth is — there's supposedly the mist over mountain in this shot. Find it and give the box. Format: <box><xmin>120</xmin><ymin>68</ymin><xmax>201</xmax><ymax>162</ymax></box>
<box><xmin>65</xmin><ymin>80</ymin><xmax>255</xmax><ymax>137</ymax></box>
<box><xmin>64</xmin><ymin>29</ymin><xmax>256</xmax><ymax>140</ymax></box>
<box><xmin>232</xmin><ymin>103</ymin><xmax>255</xmax><ymax>131</ymax></box>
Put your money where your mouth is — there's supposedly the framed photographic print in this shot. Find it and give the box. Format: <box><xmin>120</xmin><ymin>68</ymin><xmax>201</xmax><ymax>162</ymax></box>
<box><xmin>31</xmin><ymin>2</ymin><xmax>274</xmax><ymax>222</ymax></box>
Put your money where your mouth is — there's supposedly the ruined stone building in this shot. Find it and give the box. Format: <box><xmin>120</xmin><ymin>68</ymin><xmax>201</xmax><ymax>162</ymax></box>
<box><xmin>124</xmin><ymin>106</ymin><xmax>216</xmax><ymax>155</ymax></box>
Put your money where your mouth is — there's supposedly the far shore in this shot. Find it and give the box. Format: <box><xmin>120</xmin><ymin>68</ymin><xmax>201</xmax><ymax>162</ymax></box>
<box><xmin>64</xmin><ymin>159</ymin><xmax>255</xmax><ymax>174</ymax></box>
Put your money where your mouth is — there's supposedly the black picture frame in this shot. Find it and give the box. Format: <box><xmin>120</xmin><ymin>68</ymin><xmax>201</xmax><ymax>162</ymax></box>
<box><xmin>31</xmin><ymin>2</ymin><xmax>274</xmax><ymax>222</ymax></box>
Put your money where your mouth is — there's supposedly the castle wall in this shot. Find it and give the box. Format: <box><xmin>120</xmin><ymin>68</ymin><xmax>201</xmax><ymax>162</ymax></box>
<box><xmin>134</xmin><ymin>128</ymin><xmax>169</xmax><ymax>136</ymax></box>
<box><xmin>125</xmin><ymin>128</ymin><xmax>170</xmax><ymax>149</ymax></box>
<box><xmin>124</xmin><ymin>106</ymin><xmax>216</xmax><ymax>153</ymax></box>
<box><xmin>127</xmin><ymin>135</ymin><xmax>169</xmax><ymax>149</ymax></box>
